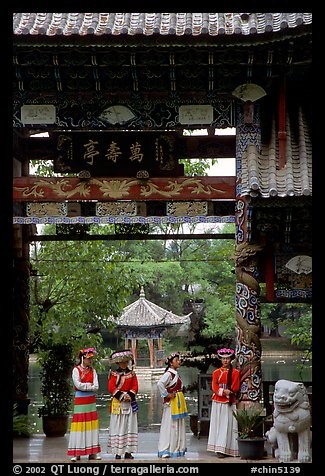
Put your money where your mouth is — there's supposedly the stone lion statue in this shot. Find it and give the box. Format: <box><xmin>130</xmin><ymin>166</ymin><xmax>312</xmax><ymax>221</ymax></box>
<box><xmin>265</xmin><ymin>379</ymin><xmax>311</xmax><ymax>463</ymax></box>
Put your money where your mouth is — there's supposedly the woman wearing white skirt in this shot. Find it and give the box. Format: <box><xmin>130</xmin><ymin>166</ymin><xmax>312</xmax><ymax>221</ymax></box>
<box><xmin>207</xmin><ymin>347</ymin><xmax>240</xmax><ymax>458</ymax></box>
<box><xmin>107</xmin><ymin>350</ymin><xmax>138</xmax><ymax>460</ymax></box>
<box><xmin>157</xmin><ymin>352</ymin><xmax>188</xmax><ymax>458</ymax></box>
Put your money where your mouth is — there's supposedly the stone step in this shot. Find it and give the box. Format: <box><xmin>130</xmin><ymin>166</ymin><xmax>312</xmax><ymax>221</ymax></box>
<box><xmin>135</xmin><ymin>367</ymin><xmax>165</xmax><ymax>380</ymax></box>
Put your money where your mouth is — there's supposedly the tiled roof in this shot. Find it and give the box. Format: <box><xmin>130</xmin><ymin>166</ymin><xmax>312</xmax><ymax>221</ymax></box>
<box><xmin>241</xmin><ymin>107</ymin><xmax>312</xmax><ymax>198</ymax></box>
<box><xmin>116</xmin><ymin>287</ymin><xmax>191</xmax><ymax>328</ymax></box>
<box><xmin>13</xmin><ymin>13</ymin><xmax>312</xmax><ymax>36</ymax></box>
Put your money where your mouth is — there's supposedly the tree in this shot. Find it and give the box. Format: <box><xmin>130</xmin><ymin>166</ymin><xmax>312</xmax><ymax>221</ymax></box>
<box><xmin>260</xmin><ymin>303</ymin><xmax>312</xmax><ymax>350</ymax></box>
<box><xmin>280</xmin><ymin>306</ymin><xmax>312</xmax><ymax>359</ymax></box>
<box><xmin>29</xmin><ymin>224</ymin><xmax>139</xmax><ymax>358</ymax></box>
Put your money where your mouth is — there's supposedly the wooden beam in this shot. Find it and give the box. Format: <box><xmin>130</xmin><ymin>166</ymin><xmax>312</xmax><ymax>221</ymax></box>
<box><xmin>28</xmin><ymin>233</ymin><xmax>235</xmax><ymax>242</ymax></box>
<box><xmin>13</xmin><ymin>176</ymin><xmax>235</xmax><ymax>201</ymax></box>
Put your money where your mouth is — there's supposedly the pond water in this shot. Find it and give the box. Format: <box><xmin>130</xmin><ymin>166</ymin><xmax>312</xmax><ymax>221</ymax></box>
<box><xmin>27</xmin><ymin>355</ymin><xmax>311</xmax><ymax>435</ymax></box>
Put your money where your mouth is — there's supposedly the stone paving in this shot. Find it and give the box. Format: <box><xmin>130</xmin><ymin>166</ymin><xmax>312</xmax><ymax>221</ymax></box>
<box><xmin>13</xmin><ymin>431</ymin><xmax>280</xmax><ymax>464</ymax></box>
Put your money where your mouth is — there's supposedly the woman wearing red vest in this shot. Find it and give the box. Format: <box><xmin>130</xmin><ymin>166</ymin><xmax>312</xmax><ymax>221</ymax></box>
<box><xmin>107</xmin><ymin>350</ymin><xmax>139</xmax><ymax>460</ymax></box>
<box><xmin>67</xmin><ymin>348</ymin><xmax>101</xmax><ymax>462</ymax></box>
<box><xmin>157</xmin><ymin>352</ymin><xmax>188</xmax><ymax>458</ymax></box>
<box><xmin>207</xmin><ymin>347</ymin><xmax>240</xmax><ymax>458</ymax></box>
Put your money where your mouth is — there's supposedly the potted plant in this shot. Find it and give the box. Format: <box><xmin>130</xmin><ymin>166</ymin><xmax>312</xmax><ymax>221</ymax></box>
<box><xmin>37</xmin><ymin>343</ymin><xmax>74</xmax><ymax>437</ymax></box>
<box><xmin>233</xmin><ymin>405</ymin><xmax>266</xmax><ymax>459</ymax></box>
<box><xmin>13</xmin><ymin>404</ymin><xmax>33</xmax><ymax>438</ymax></box>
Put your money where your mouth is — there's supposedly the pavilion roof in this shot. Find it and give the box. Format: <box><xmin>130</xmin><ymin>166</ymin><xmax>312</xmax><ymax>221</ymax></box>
<box><xmin>115</xmin><ymin>286</ymin><xmax>191</xmax><ymax>328</ymax></box>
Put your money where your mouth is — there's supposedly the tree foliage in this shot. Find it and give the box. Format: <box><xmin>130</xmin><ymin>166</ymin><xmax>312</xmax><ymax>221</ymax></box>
<box><xmin>260</xmin><ymin>302</ymin><xmax>312</xmax><ymax>356</ymax></box>
<box><xmin>180</xmin><ymin>158</ymin><xmax>217</xmax><ymax>176</ymax></box>
<box><xmin>29</xmin><ymin>224</ymin><xmax>138</xmax><ymax>360</ymax></box>
<box><xmin>281</xmin><ymin>307</ymin><xmax>312</xmax><ymax>359</ymax></box>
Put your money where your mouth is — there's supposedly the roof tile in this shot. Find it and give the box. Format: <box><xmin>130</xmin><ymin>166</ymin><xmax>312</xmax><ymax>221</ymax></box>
<box><xmin>13</xmin><ymin>13</ymin><xmax>312</xmax><ymax>37</ymax></box>
<box><xmin>241</xmin><ymin>107</ymin><xmax>312</xmax><ymax>198</ymax></box>
<box><xmin>115</xmin><ymin>288</ymin><xmax>191</xmax><ymax>328</ymax></box>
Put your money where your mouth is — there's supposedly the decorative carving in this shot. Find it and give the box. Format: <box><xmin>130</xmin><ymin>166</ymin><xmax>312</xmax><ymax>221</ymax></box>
<box><xmin>139</xmin><ymin>178</ymin><xmax>228</xmax><ymax>199</ymax></box>
<box><xmin>14</xmin><ymin>177</ymin><xmax>235</xmax><ymax>202</ymax></box>
<box><xmin>14</xmin><ymin>96</ymin><xmax>235</xmax><ymax>129</ymax></box>
<box><xmin>232</xmin><ymin>241</ymin><xmax>263</xmax><ymax>402</ymax></box>
<box><xmin>235</xmin><ymin>300</ymin><xmax>261</xmax><ymax>352</ymax></box>
<box><xmin>167</xmin><ymin>201</ymin><xmax>207</xmax><ymax>216</ymax></box>
<box><xmin>266</xmin><ymin>379</ymin><xmax>312</xmax><ymax>463</ymax></box>
<box><xmin>136</xmin><ymin>170</ymin><xmax>149</xmax><ymax>179</ymax></box>
<box><xmin>26</xmin><ymin>202</ymin><xmax>67</xmax><ymax>217</ymax></box>
<box><xmin>96</xmin><ymin>201</ymin><xmax>137</xmax><ymax>216</ymax></box>
<box><xmin>14</xmin><ymin>215</ymin><xmax>235</xmax><ymax>225</ymax></box>
<box><xmin>233</xmin><ymin>242</ymin><xmax>263</xmax><ymax>294</ymax></box>
<box><xmin>78</xmin><ymin>170</ymin><xmax>91</xmax><ymax>179</ymax></box>
<box><xmin>233</xmin><ymin>241</ymin><xmax>263</xmax><ymax>267</ymax></box>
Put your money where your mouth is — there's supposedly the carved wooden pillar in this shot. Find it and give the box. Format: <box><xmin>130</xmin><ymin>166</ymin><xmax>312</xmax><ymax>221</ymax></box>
<box><xmin>13</xmin><ymin>224</ymin><xmax>31</xmax><ymax>414</ymax></box>
<box><xmin>235</xmin><ymin>109</ymin><xmax>264</xmax><ymax>405</ymax></box>
<box><xmin>233</xmin><ymin>236</ymin><xmax>263</xmax><ymax>403</ymax></box>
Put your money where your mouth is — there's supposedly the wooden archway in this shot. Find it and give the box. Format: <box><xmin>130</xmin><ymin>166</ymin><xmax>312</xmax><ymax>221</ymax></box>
<box><xmin>13</xmin><ymin>13</ymin><xmax>312</xmax><ymax>413</ymax></box>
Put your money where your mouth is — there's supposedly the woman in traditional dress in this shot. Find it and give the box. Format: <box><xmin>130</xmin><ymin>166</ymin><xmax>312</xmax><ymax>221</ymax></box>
<box><xmin>67</xmin><ymin>347</ymin><xmax>101</xmax><ymax>462</ymax></box>
<box><xmin>107</xmin><ymin>350</ymin><xmax>139</xmax><ymax>459</ymax></box>
<box><xmin>157</xmin><ymin>352</ymin><xmax>188</xmax><ymax>458</ymax></box>
<box><xmin>207</xmin><ymin>347</ymin><xmax>240</xmax><ymax>458</ymax></box>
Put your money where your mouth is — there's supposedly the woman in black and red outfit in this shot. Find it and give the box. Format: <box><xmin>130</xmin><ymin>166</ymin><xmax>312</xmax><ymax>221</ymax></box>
<box><xmin>207</xmin><ymin>347</ymin><xmax>240</xmax><ymax>458</ymax></box>
<box><xmin>107</xmin><ymin>350</ymin><xmax>139</xmax><ymax>460</ymax></box>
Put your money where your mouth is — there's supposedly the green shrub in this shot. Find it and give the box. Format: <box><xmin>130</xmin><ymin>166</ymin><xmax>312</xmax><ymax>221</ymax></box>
<box><xmin>13</xmin><ymin>404</ymin><xmax>33</xmax><ymax>437</ymax></box>
<box><xmin>233</xmin><ymin>406</ymin><xmax>264</xmax><ymax>439</ymax></box>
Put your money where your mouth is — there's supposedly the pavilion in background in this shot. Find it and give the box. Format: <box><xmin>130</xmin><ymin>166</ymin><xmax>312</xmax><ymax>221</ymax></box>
<box><xmin>115</xmin><ymin>286</ymin><xmax>191</xmax><ymax>368</ymax></box>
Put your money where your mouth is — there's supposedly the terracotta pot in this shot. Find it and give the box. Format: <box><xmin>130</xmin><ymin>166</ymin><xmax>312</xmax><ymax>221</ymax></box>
<box><xmin>42</xmin><ymin>415</ymin><xmax>69</xmax><ymax>437</ymax></box>
<box><xmin>237</xmin><ymin>437</ymin><xmax>266</xmax><ymax>459</ymax></box>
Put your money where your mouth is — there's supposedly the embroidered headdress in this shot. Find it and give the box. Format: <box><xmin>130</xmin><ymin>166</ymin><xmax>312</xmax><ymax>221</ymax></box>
<box><xmin>217</xmin><ymin>347</ymin><xmax>235</xmax><ymax>360</ymax></box>
<box><xmin>165</xmin><ymin>352</ymin><xmax>180</xmax><ymax>366</ymax></box>
<box><xmin>80</xmin><ymin>347</ymin><xmax>96</xmax><ymax>358</ymax></box>
<box><xmin>110</xmin><ymin>349</ymin><xmax>134</xmax><ymax>364</ymax></box>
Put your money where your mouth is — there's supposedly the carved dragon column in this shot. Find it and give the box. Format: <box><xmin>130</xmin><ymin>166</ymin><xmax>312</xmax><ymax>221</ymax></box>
<box><xmin>234</xmin><ymin>101</ymin><xmax>264</xmax><ymax>405</ymax></box>
<box><xmin>234</xmin><ymin>238</ymin><xmax>263</xmax><ymax>404</ymax></box>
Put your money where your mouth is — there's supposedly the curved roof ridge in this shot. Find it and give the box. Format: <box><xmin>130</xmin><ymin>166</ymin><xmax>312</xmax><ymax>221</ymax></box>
<box><xmin>13</xmin><ymin>13</ymin><xmax>312</xmax><ymax>37</ymax></box>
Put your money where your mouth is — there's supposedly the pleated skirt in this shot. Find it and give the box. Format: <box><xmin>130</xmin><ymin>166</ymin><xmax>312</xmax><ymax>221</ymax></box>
<box><xmin>157</xmin><ymin>404</ymin><xmax>187</xmax><ymax>458</ymax></box>
<box><xmin>108</xmin><ymin>411</ymin><xmax>138</xmax><ymax>457</ymax></box>
<box><xmin>67</xmin><ymin>391</ymin><xmax>101</xmax><ymax>457</ymax></box>
<box><xmin>207</xmin><ymin>400</ymin><xmax>239</xmax><ymax>456</ymax></box>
